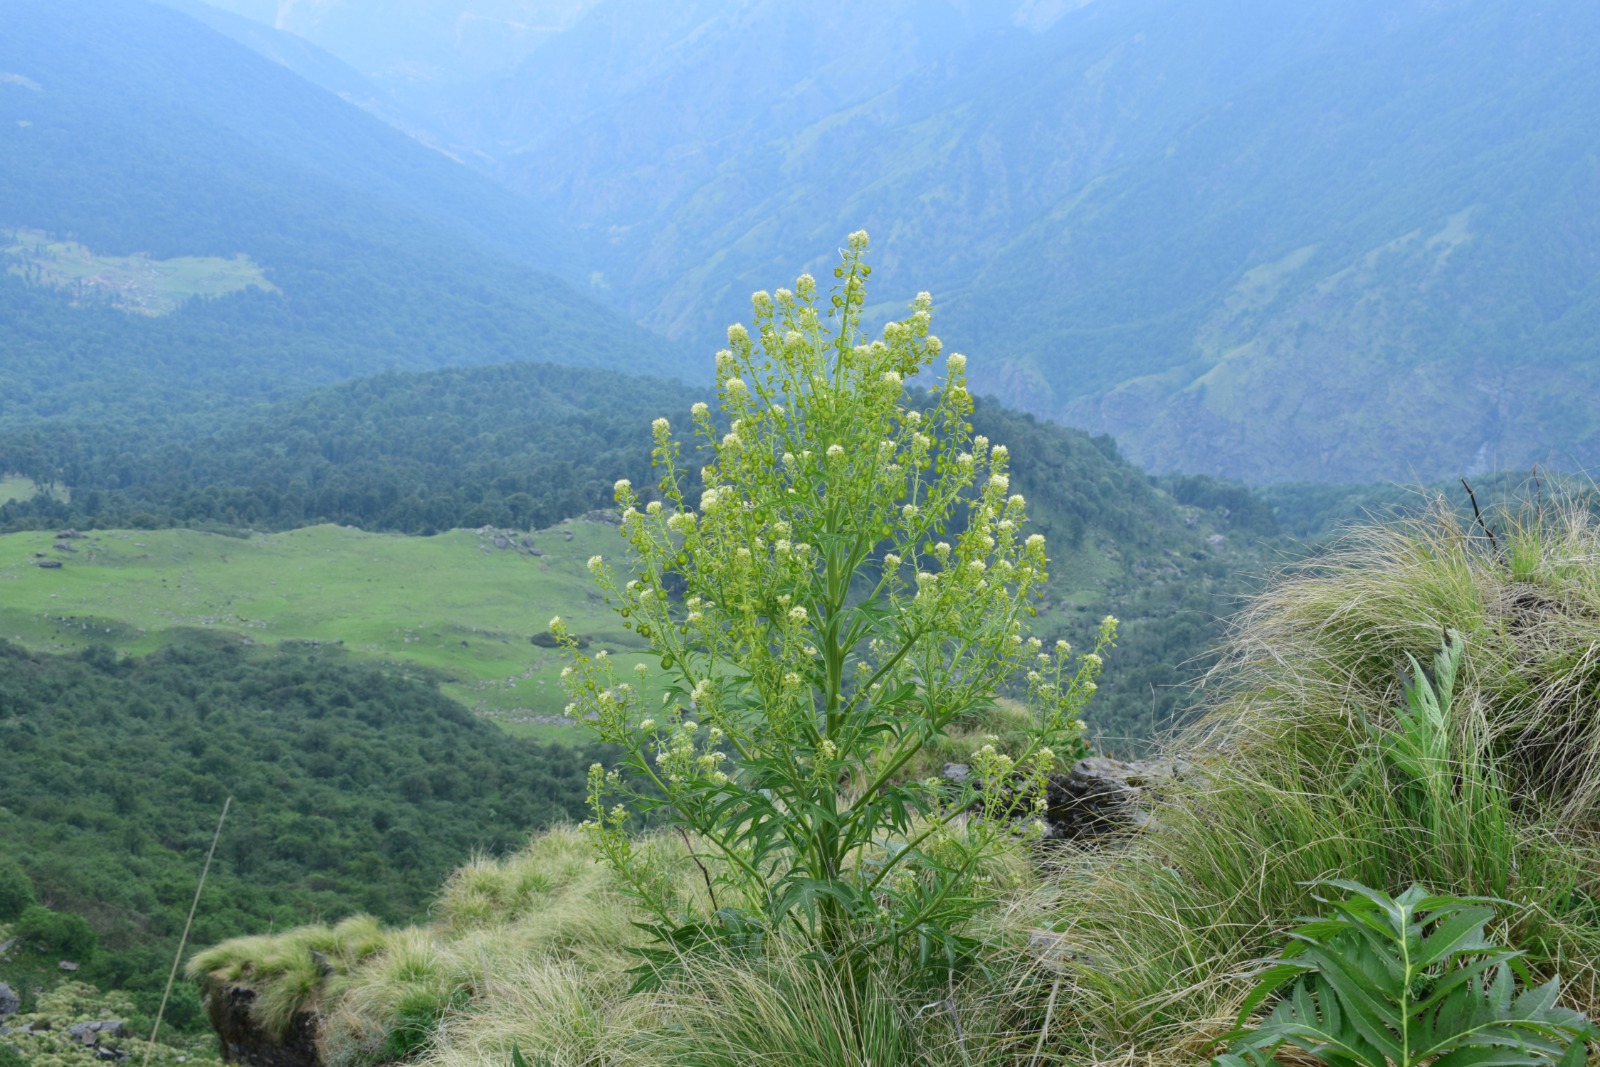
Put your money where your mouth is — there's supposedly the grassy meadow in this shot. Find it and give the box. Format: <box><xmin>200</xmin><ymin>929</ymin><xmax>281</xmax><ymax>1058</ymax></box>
<box><xmin>0</xmin><ymin>515</ymin><xmax>1137</xmax><ymax>739</ymax></box>
<box><xmin>0</xmin><ymin>519</ymin><xmax>653</xmax><ymax>735</ymax></box>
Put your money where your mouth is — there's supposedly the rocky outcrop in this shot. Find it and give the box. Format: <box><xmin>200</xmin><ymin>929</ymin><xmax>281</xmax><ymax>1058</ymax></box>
<box><xmin>1042</xmin><ymin>756</ymin><xmax>1190</xmax><ymax>841</ymax></box>
<box><xmin>68</xmin><ymin>1018</ymin><xmax>128</xmax><ymax>1046</ymax></box>
<box><xmin>202</xmin><ymin>980</ymin><xmax>322</xmax><ymax>1067</ymax></box>
<box><xmin>944</xmin><ymin>754</ymin><xmax>1191</xmax><ymax>841</ymax></box>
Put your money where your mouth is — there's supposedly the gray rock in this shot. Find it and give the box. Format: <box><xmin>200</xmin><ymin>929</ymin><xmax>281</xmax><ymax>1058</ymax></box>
<box><xmin>0</xmin><ymin>983</ymin><xmax>17</xmax><ymax>1018</ymax></box>
<box><xmin>70</xmin><ymin>1019</ymin><xmax>129</xmax><ymax>1044</ymax></box>
<box><xmin>941</xmin><ymin>763</ymin><xmax>970</xmax><ymax>785</ymax></box>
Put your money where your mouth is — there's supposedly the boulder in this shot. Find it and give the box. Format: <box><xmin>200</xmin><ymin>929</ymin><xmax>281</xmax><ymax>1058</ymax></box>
<box><xmin>66</xmin><ymin>1019</ymin><xmax>128</xmax><ymax>1043</ymax></box>
<box><xmin>0</xmin><ymin>982</ymin><xmax>18</xmax><ymax>1018</ymax></box>
<box><xmin>68</xmin><ymin>1019</ymin><xmax>129</xmax><ymax>1044</ymax></box>
<box><xmin>1041</xmin><ymin>756</ymin><xmax>1189</xmax><ymax>841</ymax></box>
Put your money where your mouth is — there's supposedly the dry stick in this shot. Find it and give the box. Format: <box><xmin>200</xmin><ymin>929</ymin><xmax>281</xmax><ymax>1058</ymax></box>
<box><xmin>677</xmin><ymin>826</ymin><xmax>720</xmax><ymax>913</ymax></box>
<box><xmin>142</xmin><ymin>796</ymin><xmax>231</xmax><ymax>1067</ymax></box>
<box><xmin>1460</xmin><ymin>478</ymin><xmax>1499</xmax><ymax>555</ymax></box>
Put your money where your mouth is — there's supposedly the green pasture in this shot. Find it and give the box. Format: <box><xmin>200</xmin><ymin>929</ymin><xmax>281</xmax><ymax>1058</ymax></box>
<box><xmin>3</xmin><ymin>227</ymin><xmax>278</xmax><ymax>316</ymax></box>
<box><xmin>0</xmin><ymin>520</ymin><xmax>652</xmax><ymax>734</ymax></box>
<box><xmin>0</xmin><ymin>517</ymin><xmax>1117</xmax><ymax>740</ymax></box>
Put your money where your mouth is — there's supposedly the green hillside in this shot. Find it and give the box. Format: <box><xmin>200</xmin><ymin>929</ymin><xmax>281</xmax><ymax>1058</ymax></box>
<box><xmin>0</xmin><ymin>362</ymin><xmax>701</xmax><ymax>536</ymax></box>
<box><xmin>0</xmin><ymin>0</ymin><xmax>676</xmax><ymax>423</ymax></box>
<box><xmin>0</xmin><ymin>359</ymin><xmax>1279</xmax><ymax>742</ymax></box>
<box><xmin>0</xmin><ymin>633</ymin><xmax>604</xmax><ymax>1036</ymax></box>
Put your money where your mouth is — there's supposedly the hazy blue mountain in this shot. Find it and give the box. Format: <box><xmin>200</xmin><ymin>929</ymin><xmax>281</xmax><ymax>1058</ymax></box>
<box><xmin>0</xmin><ymin>0</ymin><xmax>676</xmax><ymax>422</ymax></box>
<box><xmin>186</xmin><ymin>0</ymin><xmax>598</xmax><ymax>95</ymax></box>
<box><xmin>231</xmin><ymin>0</ymin><xmax>1599</xmax><ymax>484</ymax></box>
<box><xmin>489</xmin><ymin>0</ymin><xmax>1598</xmax><ymax>485</ymax></box>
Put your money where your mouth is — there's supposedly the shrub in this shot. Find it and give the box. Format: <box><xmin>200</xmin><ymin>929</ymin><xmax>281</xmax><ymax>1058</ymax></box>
<box><xmin>558</xmin><ymin>231</ymin><xmax>1113</xmax><ymax>979</ymax></box>
<box><xmin>15</xmin><ymin>904</ymin><xmax>98</xmax><ymax>961</ymax></box>
<box><xmin>0</xmin><ymin>858</ymin><xmax>35</xmax><ymax>920</ymax></box>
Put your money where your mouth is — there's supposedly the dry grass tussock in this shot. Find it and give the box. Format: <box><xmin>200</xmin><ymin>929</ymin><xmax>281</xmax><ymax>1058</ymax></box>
<box><xmin>188</xmin><ymin>827</ymin><xmax>664</xmax><ymax>1067</ymax></box>
<box><xmin>189</xmin><ymin>496</ymin><xmax>1600</xmax><ymax>1065</ymax></box>
<box><xmin>1036</xmin><ymin>495</ymin><xmax>1600</xmax><ymax>1063</ymax></box>
<box><xmin>188</xmin><ymin>824</ymin><xmax>1051</xmax><ymax>1066</ymax></box>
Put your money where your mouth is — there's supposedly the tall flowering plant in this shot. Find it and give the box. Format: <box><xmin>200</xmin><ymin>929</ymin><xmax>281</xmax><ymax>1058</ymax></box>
<box><xmin>555</xmin><ymin>232</ymin><xmax>1113</xmax><ymax>976</ymax></box>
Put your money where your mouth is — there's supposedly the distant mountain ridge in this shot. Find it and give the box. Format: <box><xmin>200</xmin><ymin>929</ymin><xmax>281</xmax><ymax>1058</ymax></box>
<box><xmin>203</xmin><ymin>0</ymin><xmax>1600</xmax><ymax>484</ymax></box>
<box><xmin>0</xmin><ymin>0</ymin><xmax>678</xmax><ymax>422</ymax></box>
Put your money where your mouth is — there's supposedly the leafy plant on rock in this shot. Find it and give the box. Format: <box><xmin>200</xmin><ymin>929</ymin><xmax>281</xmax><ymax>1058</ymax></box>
<box><xmin>1215</xmin><ymin>881</ymin><xmax>1594</xmax><ymax>1067</ymax></box>
<box><xmin>556</xmin><ymin>231</ymin><xmax>1112</xmax><ymax>980</ymax></box>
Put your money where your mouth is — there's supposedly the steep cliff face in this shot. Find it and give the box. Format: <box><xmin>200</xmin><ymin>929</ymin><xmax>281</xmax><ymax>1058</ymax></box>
<box><xmin>202</xmin><ymin>980</ymin><xmax>322</xmax><ymax>1067</ymax></box>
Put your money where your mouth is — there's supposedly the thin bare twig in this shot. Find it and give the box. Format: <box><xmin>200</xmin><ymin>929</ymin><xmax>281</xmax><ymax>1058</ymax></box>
<box><xmin>1460</xmin><ymin>478</ymin><xmax>1499</xmax><ymax>555</ymax></box>
<box><xmin>143</xmin><ymin>796</ymin><xmax>230</xmax><ymax>1067</ymax></box>
<box><xmin>677</xmin><ymin>826</ymin><xmax>719</xmax><ymax>913</ymax></box>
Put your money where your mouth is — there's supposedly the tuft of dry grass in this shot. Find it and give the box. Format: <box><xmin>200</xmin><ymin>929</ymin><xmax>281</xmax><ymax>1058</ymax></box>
<box><xmin>1030</xmin><ymin>495</ymin><xmax>1600</xmax><ymax>1064</ymax></box>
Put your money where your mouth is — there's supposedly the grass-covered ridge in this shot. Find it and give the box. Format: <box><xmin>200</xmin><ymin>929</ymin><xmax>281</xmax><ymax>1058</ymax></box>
<box><xmin>194</xmin><ymin>495</ymin><xmax>1600</xmax><ymax>1065</ymax></box>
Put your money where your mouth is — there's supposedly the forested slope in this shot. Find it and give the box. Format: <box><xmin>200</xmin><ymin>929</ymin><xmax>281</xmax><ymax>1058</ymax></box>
<box><xmin>0</xmin><ymin>632</ymin><xmax>603</xmax><ymax>1030</ymax></box>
